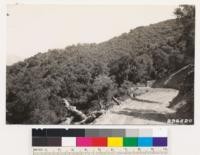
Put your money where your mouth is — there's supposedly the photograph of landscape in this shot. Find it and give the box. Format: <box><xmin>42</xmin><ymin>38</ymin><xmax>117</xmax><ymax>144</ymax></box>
<box><xmin>6</xmin><ymin>5</ymin><xmax>194</xmax><ymax>124</ymax></box>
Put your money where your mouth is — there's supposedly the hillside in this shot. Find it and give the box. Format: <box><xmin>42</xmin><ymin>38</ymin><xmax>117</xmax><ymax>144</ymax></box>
<box><xmin>6</xmin><ymin>19</ymin><xmax>189</xmax><ymax>124</ymax></box>
<box><xmin>152</xmin><ymin>64</ymin><xmax>193</xmax><ymax>89</ymax></box>
<box><xmin>168</xmin><ymin>66</ymin><xmax>194</xmax><ymax>121</ymax></box>
<box><xmin>152</xmin><ymin>64</ymin><xmax>194</xmax><ymax>122</ymax></box>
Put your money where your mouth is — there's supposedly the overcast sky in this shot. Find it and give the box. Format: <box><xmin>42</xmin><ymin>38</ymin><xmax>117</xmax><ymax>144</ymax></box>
<box><xmin>7</xmin><ymin>5</ymin><xmax>177</xmax><ymax>65</ymax></box>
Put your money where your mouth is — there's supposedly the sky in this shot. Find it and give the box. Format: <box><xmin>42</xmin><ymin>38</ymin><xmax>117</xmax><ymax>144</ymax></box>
<box><xmin>7</xmin><ymin>5</ymin><xmax>178</xmax><ymax>65</ymax></box>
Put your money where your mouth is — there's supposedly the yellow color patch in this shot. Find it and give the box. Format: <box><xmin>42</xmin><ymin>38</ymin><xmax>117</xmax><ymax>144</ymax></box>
<box><xmin>107</xmin><ymin>137</ymin><xmax>123</xmax><ymax>147</ymax></box>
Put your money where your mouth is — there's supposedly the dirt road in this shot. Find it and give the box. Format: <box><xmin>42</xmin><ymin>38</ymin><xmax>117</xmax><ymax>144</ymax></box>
<box><xmin>93</xmin><ymin>88</ymin><xmax>179</xmax><ymax>124</ymax></box>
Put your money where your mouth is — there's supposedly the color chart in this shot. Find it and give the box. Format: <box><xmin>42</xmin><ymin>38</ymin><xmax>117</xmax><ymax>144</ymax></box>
<box><xmin>32</xmin><ymin>128</ymin><xmax>168</xmax><ymax>155</ymax></box>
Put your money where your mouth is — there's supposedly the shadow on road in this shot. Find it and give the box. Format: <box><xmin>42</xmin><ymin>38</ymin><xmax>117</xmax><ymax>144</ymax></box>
<box><xmin>111</xmin><ymin>108</ymin><xmax>168</xmax><ymax>122</ymax></box>
<box><xmin>130</xmin><ymin>97</ymin><xmax>162</xmax><ymax>104</ymax></box>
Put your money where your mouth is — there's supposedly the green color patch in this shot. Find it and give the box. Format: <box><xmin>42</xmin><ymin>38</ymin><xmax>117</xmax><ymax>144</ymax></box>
<box><xmin>123</xmin><ymin>137</ymin><xmax>138</xmax><ymax>147</ymax></box>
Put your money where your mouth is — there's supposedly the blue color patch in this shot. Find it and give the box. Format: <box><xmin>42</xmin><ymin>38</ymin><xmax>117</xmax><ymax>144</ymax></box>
<box><xmin>138</xmin><ymin>137</ymin><xmax>153</xmax><ymax>147</ymax></box>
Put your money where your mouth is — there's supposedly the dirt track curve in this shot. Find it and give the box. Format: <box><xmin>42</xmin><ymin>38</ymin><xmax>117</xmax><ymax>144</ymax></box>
<box><xmin>93</xmin><ymin>88</ymin><xmax>179</xmax><ymax>125</ymax></box>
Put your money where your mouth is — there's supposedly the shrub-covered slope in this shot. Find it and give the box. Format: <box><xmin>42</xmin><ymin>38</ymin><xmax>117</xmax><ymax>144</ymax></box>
<box><xmin>6</xmin><ymin>19</ymin><xmax>188</xmax><ymax>124</ymax></box>
<box><xmin>168</xmin><ymin>66</ymin><xmax>194</xmax><ymax>121</ymax></box>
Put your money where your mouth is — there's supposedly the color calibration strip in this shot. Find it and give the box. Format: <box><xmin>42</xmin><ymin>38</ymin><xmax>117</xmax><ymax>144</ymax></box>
<box><xmin>32</xmin><ymin>128</ymin><xmax>168</xmax><ymax>155</ymax></box>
